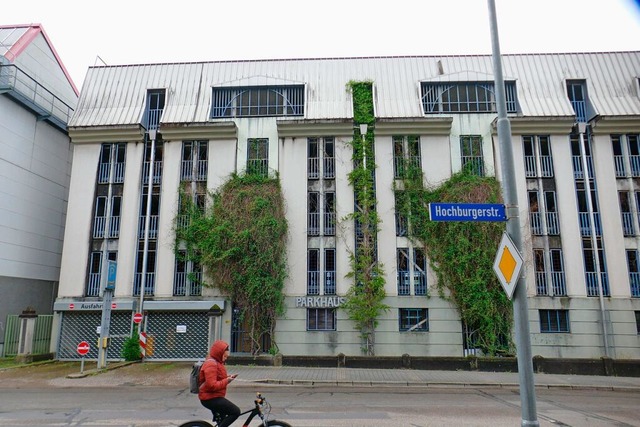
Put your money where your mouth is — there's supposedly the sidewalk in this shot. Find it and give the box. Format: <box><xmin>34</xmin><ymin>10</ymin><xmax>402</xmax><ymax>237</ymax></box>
<box><xmin>65</xmin><ymin>361</ymin><xmax>640</xmax><ymax>391</ymax></box>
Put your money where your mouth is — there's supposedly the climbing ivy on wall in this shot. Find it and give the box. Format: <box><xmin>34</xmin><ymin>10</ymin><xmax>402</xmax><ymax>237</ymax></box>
<box><xmin>342</xmin><ymin>81</ymin><xmax>389</xmax><ymax>355</ymax></box>
<box><xmin>174</xmin><ymin>172</ymin><xmax>288</xmax><ymax>355</ymax></box>
<box><xmin>398</xmin><ymin>164</ymin><xmax>513</xmax><ymax>356</ymax></box>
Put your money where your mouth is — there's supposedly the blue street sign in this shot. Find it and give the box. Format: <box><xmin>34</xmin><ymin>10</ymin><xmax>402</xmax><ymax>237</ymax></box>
<box><xmin>429</xmin><ymin>203</ymin><xmax>506</xmax><ymax>222</ymax></box>
<box><xmin>106</xmin><ymin>260</ymin><xmax>117</xmax><ymax>290</ymax></box>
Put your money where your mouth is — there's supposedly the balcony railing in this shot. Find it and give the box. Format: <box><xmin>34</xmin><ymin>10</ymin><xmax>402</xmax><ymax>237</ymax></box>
<box><xmin>461</xmin><ymin>157</ymin><xmax>484</xmax><ymax>176</ymax></box>
<box><xmin>98</xmin><ymin>162</ymin><xmax>125</xmax><ymax>184</ymax></box>
<box><xmin>630</xmin><ymin>155</ymin><xmax>640</xmax><ymax>177</ymax></box>
<box><xmin>308</xmin><ymin>157</ymin><xmax>319</xmax><ymax>179</ymax></box>
<box><xmin>247</xmin><ymin>159</ymin><xmax>269</xmax><ymax>177</ymax></box>
<box><xmin>180</xmin><ymin>160</ymin><xmax>208</xmax><ymax>181</ymax></box>
<box><xmin>535</xmin><ymin>271</ymin><xmax>566</xmax><ymax>296</ymax></box>
<box><xmin>578</xmin><ymin>212</ymin><xmax>602</xmax><ymax>236</ymax></box>
<box><xmin>524</xmin><ymin>156</ymin><xmax>536</xmax><ymax>177</ymax></box>
<box><xmin>0</xmin><ymin>64</ymin><xmax>74</xmax><ymax>132</ymax></box>
<box><xmin>630</xmin><ymin>272</ymin><xmax>640</xmax><ymax>297</ymax></box>
<box><xmin>414</xmin><ymin>271</ymin><xmax>427</xmax><ymax>295</ymax></box>
<box><xmin>572</xmin><ymin>155</ymin><xmax>594</xmax><ymax>180</ymax></box>
<box><xmin>138</xmin><ymin>215</ymin><xmax>159</xmax><ymax>239</ymax></box>
<box><xmin>396</xmin><ymin>213</ymin><xmax>408</xmax><ymax>237</ymax></box>
<box><xmin>308</xmin><ymin>212</ymin><xmax>320</xmax><ymax>236</ymax></box>
<box><xmin>530</xmin><ymin>212</ymin><xmax>542</xmax><ymax>235</ymax></box>
<box><xmin>570</xmin><ymin>100</ymin><xmax>587</xmax><ymax>123</ymax></box>
<box><xmin>86</xmin><ymin>273</ymin><xmax>101</xmax><ymax>297</ymax></box>
<box><xmin>324</xmin><ymin>157</ymin><xmax>335</xmax><ymax>179</ymax></box>
<box><xmin>540</xmin><ymin>156</ymin><xmax>554</xmax><ymax>177</ymax></box>
<box><xmin>614</xmin><ymin>155</ymin><xmax>626</xmax><ymax>178</ymax></box>
<box><xmin>307</xmin><ymin>271</ymin><xmax>320</xmax><ymax>295</ymax></box>
<box><xmin>585</xmin><ymin>272</ymin><xmax>610</xmax><ymax>297</ymax></box>
<box><xmin>93</xmin><ymin>216</ymin><xmax>121</xmax><ymax>239</ymax></box>
<box><xmin>622</xmin><ymin>212</ymin><xmax>635</xmax><ymax>236</ymax></box>
<box><xmin>324</xmin><ymin>271</ymin><xmax>336</xmax><ymax>295</ymax></box>
<box><xmin>173</xmin><ymin>271</ymin><xmax>202</xmax><ymax>296</ymax></box>
<box><xmin>142</xmin><ymin>161</ymin><xmax>163</xmax><ymax>184</ymax></box>
<box><xmin>546</xmin><ymin>212</ymin><xmax>559</xmax><ymax>235</ymax></box>
<box><xmin>397</xmin><ymin>271</ymin><xmax>411</xmax><ymax>295</ymax></box>
<box><xmin>324</xmin><ymin>212</ymin><xmax>336</xmax><ymax>236</ymax></box>
<box><xmin>133</xmin><ymin>272</ymin><xmax>155</xmax><ymax>296</ymax></box>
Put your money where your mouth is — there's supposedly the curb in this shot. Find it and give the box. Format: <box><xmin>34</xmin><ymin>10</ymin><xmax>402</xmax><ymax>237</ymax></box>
<box><xmin>66</xmin><ymin>360</ymin><xmax>139</xmax><ymax>378</ymax></box>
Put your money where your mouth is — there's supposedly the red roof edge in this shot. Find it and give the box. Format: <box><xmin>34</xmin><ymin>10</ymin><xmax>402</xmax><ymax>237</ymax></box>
<box><xmin>1</xmin><ymin>23</ymin><xmax>79</xmax><ymax>96</ymax></box>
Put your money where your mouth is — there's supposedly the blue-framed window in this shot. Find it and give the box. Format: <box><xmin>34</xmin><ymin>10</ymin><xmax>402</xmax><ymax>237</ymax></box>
<box><xmin>636</xmin><ymin>311</ymin><xmax>640</xmax><ymax>334</ymax></box>
<box><xmin>421</xmin><ymin>81</ymin><xmax>517</xmax><ymax>114</ymax></box>
<box><xmin>142</xmin><ymin>89</ymin><xmax>165</xmax><ymax>131</ymax></box>
<box><xmin>399</xmin><ymin>308</ymin><xmax>429</xmax><ymax>332</ymax></box>
<box><xmin>626</xmin><ymin>250</ymin><xmax>640</xmax><ymax>297</ymax></box>
<box><xmin>539</xmin><ymin>309</ymin><xmax>569</xmax><ymax>333</ymax></box>
<box><xmin>566</xmin><ymin>80</ymin><xmax>588</xmax><ymax>123</ymax></box>
<box><xmin>211</xmin><ymin>85</ymin><xmax>304</xmax><ymax>118</ymax></box>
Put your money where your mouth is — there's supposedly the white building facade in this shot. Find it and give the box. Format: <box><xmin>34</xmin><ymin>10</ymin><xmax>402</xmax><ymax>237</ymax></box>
<box><xmin>0</xmin><ymin>24</ymin><xmax>77</xmax><ymax>355</ymax></box>
<box><xmin>55</xmin><ymin>53</ymin><xmax>640</xmax><ymax>360</ymax></box>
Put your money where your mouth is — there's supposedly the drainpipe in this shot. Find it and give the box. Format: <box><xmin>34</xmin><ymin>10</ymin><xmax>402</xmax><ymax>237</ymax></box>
<box><xmin>577</xmin><ymin>122</ymin><xmax>610</xmax><ymax>358</ymax></box>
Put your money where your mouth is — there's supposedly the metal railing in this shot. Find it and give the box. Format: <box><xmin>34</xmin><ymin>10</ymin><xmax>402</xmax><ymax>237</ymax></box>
<box><xmin>571</xmin><ymin>100</ymin><xmax>587</xmax><ymax>123</ymax></box>
<box><xmin>173</xmin><ymin>271</ymin><xmax>202</xmax><ymax>296</ymax></box>
<box><xmin>138</xmin><ymin>215</ymin><xmax>159</xmax><ymax>239</ymax></box>
<box><xmin>524</xmin><ymin>156</ymin><xmax>536</xmax><ymax>177</ymax></box>
<box><xmin>2</xmin><ymin>314</ymin><xmax>53</xmax><ymax>357</ymax></box>
<box><xmin>630</xmin><ymin>155</ymin><xmax>640</xmax><ymax>177</ymax></box>
<box><xmin>93</xmin><ymin>215</ymin><xmax>121</xmax><ymax>238</ymax></box>
<box><xmin>396</xmin><ymin>213</ymin><xmax>408</xmax><ymax>236</ymax></box>
<box><xmin>247</xmin><ymin>159</ymin><xmax>269</xmax><ymax>177</ymax></box>
<box><xmin>572</xmin><ymin>155</ymin><xmax>594</xmax><ymax>180</ymax></box>
<box><xmin>630</xmin><ymin>272</ymin><xmax>640</xmax><ymax>297</ymax></box>
<box><xmin>308</xmin><ymin>213</ymin><xmax>320</xmax><ymax>236</ymax></box>
<box><xmin>324</xmin><ymin>157</ymin><xmax>335</xmax><ymax>179</ymax></box>
<box><xmin>585</xmin><ymin>272</ymin><xmax>610</xmax><ymax>297</ymax></box>
<box><xmin>324</xmin><ymin>271</ymin><xmax>336</xmax><ymax>295</ymax></box>
<box><xmin>142</xmin><ymin>161</ymin><xmax>163</xmax><ymax>184</ymax></box>
<box><xmin>546</xmin><ymin>212</ymin><xmax>559</xmax><ymax>235</ymax></box>
<box><xmin>535</xmin><ymin>271</ymin><xmax>566</xmax><ymax>296</ymax></box>
<box><xmin>324</xmin><ymin>212</ymin><xmax>336</xmax><ymax>236</ymax></box>
<box><xmin>180</xmin><ymin>160</ymin><xmax>208</xmax><ymax>181</ymax></box>
<box><xmin>614</xmin><ymin>155</ymin><xmax>626</xmax><ymax>178</ymax></box>
<box><xmin>98</xmin><ymin>162</ymin><xmax>125</xmax><ymax>184</ymax></box>
<box><xmin>622</xmin><ymin>212</ymin><xmax>635</xmax><ymax>236</ymax></box>
<box><xmin>578</xmin><ymin>212</ymin><xmax>602</xmax><ymax>236</ymax></box>
<box><xmin>397</xmin><ymin>271</ymin><xmax>411</xmax><ymax>295</ymax></box>
<box><xmin>86</xmin><ymin>272</ymin><xmax>101</xmax><ymax>296</ymax></box>
<box><xmin>307</xmin><ymin>271</ymin><xmax>320</xmax><ymax>295</ymax></box>
<box><xmin>0</xmin><ymin>64</ymin><xmax>74</xmax><ymax>131</ymax></box>
<box><xmin>133</xmin><ymin>272</ymin><xmax>156</xmax><ymax>296</ymax></box>
<box><xmin>530</xmin><ymin>212</ymin><xmax>542</xmax><ymax>235</ymax></box>
<box><xmin>461</xmin><ymin>156</ymin><xmax>484</xmax><ymax>176</ymax></box>
<box><xmin>308</xmin><ymin>157</ymin><xmax>319</xmax><ymax>179</ymax></box>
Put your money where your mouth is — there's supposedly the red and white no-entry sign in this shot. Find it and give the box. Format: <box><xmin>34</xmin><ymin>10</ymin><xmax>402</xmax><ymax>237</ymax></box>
<box><xmin>77</xmin><ymin>341</ymin><xmax>90</xmax><ymax>356</ymax></box>
<box><xmin>133</xmin><ymin>313</ymin><xmax>143</xmax><ymax>324</ymax></box>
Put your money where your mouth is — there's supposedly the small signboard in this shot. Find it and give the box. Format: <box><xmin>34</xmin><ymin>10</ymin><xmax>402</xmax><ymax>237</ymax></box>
<box><xmin>133</xmin><ymin>312</ymin><xmax>143</xmax><ymax>324</ymax></box>
<box><xmin>429</xmin><ymin>203</ymin><xmax>506</xmax><ymax>222</ymax></box>
<box><xmin>493</xmin><ymin>232</ymin><xmax>524</xmax><ymax>300</ymax></box>
<box><xmin>106</xmin><ymin>261</ymin><xmax>117</xmax><ymax>290</ymax></box>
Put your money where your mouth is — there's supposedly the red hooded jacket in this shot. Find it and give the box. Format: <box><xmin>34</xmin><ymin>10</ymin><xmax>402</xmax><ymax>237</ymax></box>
<box><xmin>198</xmin><ymin>340</ymin><xmax>231</xmax><ymax>401</ymax></box>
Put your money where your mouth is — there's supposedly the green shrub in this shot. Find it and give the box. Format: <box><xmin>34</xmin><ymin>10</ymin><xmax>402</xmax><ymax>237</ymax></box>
<box><xmin>121</xmin><ymin>335</ymin><xmax>142</xmax><ymax>361</ymax></box>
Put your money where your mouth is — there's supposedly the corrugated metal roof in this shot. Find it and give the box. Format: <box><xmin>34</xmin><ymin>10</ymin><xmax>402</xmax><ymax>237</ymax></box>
<box><xmin>69</xmin><ymin>52</ymin><xmax>640</xmax><ymax>128</ymax></box>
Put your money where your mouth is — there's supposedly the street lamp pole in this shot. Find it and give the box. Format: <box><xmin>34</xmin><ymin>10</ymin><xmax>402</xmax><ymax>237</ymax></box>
<box><xmin>487</xmin><ymin>1</ymin><xmax>539</xmax><ymax>425</ymax></box>
<box><xmin>138</xmin><ymin>129</ymin><xmax>157</xmax><ymax>341</ymax></box>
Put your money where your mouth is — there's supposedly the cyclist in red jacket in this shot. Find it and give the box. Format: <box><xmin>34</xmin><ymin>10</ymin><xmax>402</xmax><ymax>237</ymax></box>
<box><xmin>198</xmin><ymin>340</ymin><xmax>240</xmax><ymax>427</ymax></box>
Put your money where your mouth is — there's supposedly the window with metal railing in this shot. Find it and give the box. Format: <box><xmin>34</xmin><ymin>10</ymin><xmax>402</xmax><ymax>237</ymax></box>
<box><xmin>307</xmin><ymin>249</ymin><xmax>320</xmax><ymax>295</ymax></box>
<box><xmin>583</xmin><ymin>243</ymin><xmax>610</xmax><ymax>297</ymax></box>
<box><xmin>397</xmin><ymin>248</ymin><xmax>427</xmax><ymax>296</ymax></box>
<box><xmin>566</xmin><ymin>81</ymin><xmax>588</xmax><ymax>123</ymax></box>
<box><xmin>307</xmin><ymin>308</ymin><xmax>336</xmax><ymax>331</ymax></box>
<box><xmin>211</xmin><ymin>85</ymin><xmax>304</xmax><ymax>118</ymax></box>
<box><xmin>174</xmin><ymin>251</ymin><xmax>202</xmax><ymax>296</ymax></box>
<box><xmin>307</xmin><ymin>137</ymin><xmax>335</xmax><ymax>180</ymax></box>
<box><xmin>395</xmin><ymin>191</ymin><xmax>408</xmax><ymax>237</ymax></box>
<box><xmin>134</xmin><ymin>242</ymin><xmax>156</xmax><ymax>296</ymax></box>
<box><xmin>399</xmin><ymin>308</ymin><xmax>429</xmax><ymax>332</ymax></box>
<box><xmin>324</xmin><ymin>192</ymin><xmax>336</xmax><ymax>236</ymax></box>
<box><xmin>534</xmin><ymin>249</ymin><xmax>566</xmax><ymax>296</ymax></box>
<box><xmin>181</xmin><ymin>141</ymin><xmax>208</xmax><ymax>182</ymax></box>
<box><xmin>577</xmin><ymin>188</ymin><xmax>602</xmax><ymax>236</ymax></box>
<box><xmin>98</xmin><ymin>143</ymin><xmax>126</xmax><ymax>184</ymax></box>
<box><xmin>93</xmin><ymin>196</ymin><xmax>121</xmax><ymax>238</ymax></box>
<box><xmin>138</xmin><ymin>192</ymin><xmax>160</xmax><ymax>239</ymax></box>
<box><xmin>393</xmin><ymin>136</ymin><xmax>421</xmax><ymax>179</ymax></box>
<box><xmin>528</xmin><ymin>191</ymin><xmax>559</xmax><ymax>236</ymax></box>
<box><xmin>247</xmin><ymin>138</ymin><xmax>269</xmax><ymax>177</ymax></box>
<box><xmin>325</xmin><ymin>249</ymin><xmax>336</xmax><ymax>295</ymax></box>
<box><xmin>143</xmin><ymin>89</ymin><xmax>165</xmax><ymax>131</ymax></box>
<box><xmin>421</xmin><ymin>81</ymin><xmax>517</xmax><ymax>114</ymax></box>
<box><xmin>460</xmin><ymin>135</ymin><xmax>484</xmax><ymax>176</ymax></box>
<box><xmin>86</xmin><ymin>251</ymin><xmax>117</xmax><ymax>297</ymax></box>
<box><xmin>523</xmin><ymin>135</ymin><xmax>554</xmax><ymax>178</ymax></box>
<box><xmin>142</xmin><ymin>138</ymin><xmax>164</xmax><ymax>185</ymax></box>
<box><xmin>539</xmin><ymin>309</ymin><xmax>570</xmax><ymax>333</ymax></box>
<box><xmin>626</xmin><ymin>250</ymin><xmax>640</xmax><ymax>297</ymax></box>
<box><xmin>619</xmin><ymin>191</ymin><xmax>636</xmax><ymax>236</ymax></box>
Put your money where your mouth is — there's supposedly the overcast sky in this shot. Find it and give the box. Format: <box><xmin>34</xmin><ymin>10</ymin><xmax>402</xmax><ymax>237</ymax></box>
<box><xmin>5</xmin><ymin>0</ymin><xmax>640</xmax><ymax>89</ymax></box>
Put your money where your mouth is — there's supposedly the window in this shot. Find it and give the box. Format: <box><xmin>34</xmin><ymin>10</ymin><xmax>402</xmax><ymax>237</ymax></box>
<box><xmin>619</xmin><ymin>191</ymin><xmax>635</xmax><ymax>236</ymax></box>
<box><xmin>566</xmin><ymin>80</ymin><xmax>587</xmax><ymax>123</ymax></box>
<box><xmin>583</xmin><ymin>239</ymin><xmax>610</xmax><ymax>297</ymax></box>
<box><xmin>307</xmin><ymin>249</ymin><xmax>320</xmax><ymax>295</ymax></box>
<box><xmin>539</xmin><ymin>309</ymin><xmax>569</xmax><ymax>333</ymax></box>
<box><xmin>211</xmin><ymin>85</ymin><xmax>304</xmax><ymax>118</ymax></box>
<box><xmin>534</xmin><ymin>249</ymin><xmax>566</xmax><ymax>296</ymax></box>
<box><xmin>139</xmin><ymin>192</ymin><xmax>160</xmax><ymax>239</ymax></box>
<box><xmin>87</xmin><ymin>251</ymin><xmax>117</xmax><ymax>297</ymax></box>
<box><xmin>626</xmin><ymin>250</ymin><xmax>640</xmax><ymax>297</ymax></box>
<box><xmin>395</xmin><ymin>192</ymin><xmax>408</xmax><ymax>237</ymax></box>
<box><xmin>636</xmin><ymin>311</ymin><xmax>640</xmax><ymax>334</ymax></box>
<box><xmin>307</xmin><ymin>308</ymin><xmax>336</xmax><ymax>331</ymax></box>
<box><xmin>460</xmin><ymin>135</ymin><xmax>484</xmax><ymax>176</ymax></box>
<box><xmin>174</xmin><ymin>251</ymin><xmax>202</xmax><ymax>296</ymax></box>
<box><xmin>247</xmin><ymin>138</ymin><xmax>269</xmax><ymax>177</ymax></box>
<box><xmin>324</xmin><ymin>192</ymin><xmax>336</xmax><ymax>236</ymax></box>
<box><xmin>628</xmin><ymin>135</ymin><xmax>640</xmax><ymax>177</ymax></box>
<box><xmin>142</xmin><ymin>138</ymin><xmax>164</xmax><ymax>185</ymax></box>
<box><xmin>308</xmin><ymin>137</ymin><xmax>335</xmax><ymax>179</ymax></box>
<box><xmin>421</xmin><ymin>81</ymin><xmax>517</xmax><ymax>114</ymax></box>
<box><xmin>181</xmin><ymin>141</ymin><xmax>208</xmax><ymax>181</ymax></box>
<box><xmin>393</xmin><ymin>136</ymin><xmax>421</xmax><ymax>179</ymax></box>
<box><xmin>325</xmin><ymin>249</ymin><xmax>336</xmax><ymax>295</ymax></box>
<box><xmin>143</xmin><ymin>89</ymin><xmax>165</xmax><ymax>131</ymax></box>
<box><xmin>93</xmin><ymin>195</ymin><xmax>121</xmax><ymax>239</ymax></box>
<box><xmin>308</xmin><ymin>192</ymin><xmax>319</xmax><ymax>236</ymax></box>
<box><xmin>397</xmin><ymin>248</ymin><xmax>427</xmax><ymax>296</ymax></box>
<box><xmin>522</xmin><ymin>136</ymin><xmax>553</xmax><ymax>178</ymax></box>
<box><xmin>134</xmin><ymin>241</ymin><xmax>156</xmax><ymax>296</ymax></box>
<box><xmin>98</xmin><ymin>143</ymin><xmax>126</xmax><ymax>184</ymax></box>
<box><xmin>399</xmin><ymin>308</ymin><xmax>429</xmax><ymax>332</ymax></box>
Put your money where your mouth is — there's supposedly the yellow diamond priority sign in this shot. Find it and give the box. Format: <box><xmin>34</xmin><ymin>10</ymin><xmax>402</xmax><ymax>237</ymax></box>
<box><xmin>493</xmin><ymin>232</ymin><xmax>524</xmax><ymax>300</ymax></box>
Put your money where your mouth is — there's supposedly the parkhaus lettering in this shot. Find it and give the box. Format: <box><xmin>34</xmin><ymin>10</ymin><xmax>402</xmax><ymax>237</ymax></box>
<box><xmin>295</xmin><ymin>296</ymin><xmax>346</xmax><ymax>308</ymax></box>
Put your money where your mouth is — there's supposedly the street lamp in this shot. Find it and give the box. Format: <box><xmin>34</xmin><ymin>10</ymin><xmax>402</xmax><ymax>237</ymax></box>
<box><xmin>138</xmin><ymin>128</ymin><xmax>157</xmax><ymax>340</ymax></box>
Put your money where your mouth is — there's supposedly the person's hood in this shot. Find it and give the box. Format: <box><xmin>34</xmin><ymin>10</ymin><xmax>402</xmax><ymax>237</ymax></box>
<box><xmin>209</xmin><ymin>340</ymin><xmax>228</xmax><ymax>362</ymax></box>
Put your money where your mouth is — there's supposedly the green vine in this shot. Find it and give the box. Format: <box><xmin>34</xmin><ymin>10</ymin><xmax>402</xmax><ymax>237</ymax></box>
<box><xmin>398</xmin><ymin>164</ymin><xmax>513</xmax><ymax>356</ymax></box>
<box><xmin>174</xmin><ymin>172</ymin><xmax>288</xmax><ymax>355</ymax></box>
<box><xmin>342</xmin><ymin>81</ymin><xmax>389</xmax><ymax>355</ymax></box>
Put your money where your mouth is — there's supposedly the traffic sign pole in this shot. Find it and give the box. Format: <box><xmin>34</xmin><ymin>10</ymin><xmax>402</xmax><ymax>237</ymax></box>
<box><xmin>77</xmin><ymin>341</ymin><xmax>90</xmax><ymax>373</ymax></box>
<box><xmin>488</xmin><ymin>1</ymin><xmax>538</xmax><ymax>425</ymax></box>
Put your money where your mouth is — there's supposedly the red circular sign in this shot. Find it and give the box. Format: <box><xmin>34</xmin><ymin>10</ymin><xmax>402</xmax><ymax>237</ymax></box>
<box><xmin>77</xmin><ymin>341</ymin><xmax>90</xmax><ymax>355</ymax></box>
<box><xmin>111</xmin><ymin>302</ymin><xmax>117</xmax><ymax>309</ymax></box>
<box><xmin>69</xmin><ymin>303</ymin><xmax>75</xmax><ymax>310</ymax></box>
<box><xmin>133</xmin><ymin>313</ymin><xmax>143</xmax><ymax>324</ymax></box>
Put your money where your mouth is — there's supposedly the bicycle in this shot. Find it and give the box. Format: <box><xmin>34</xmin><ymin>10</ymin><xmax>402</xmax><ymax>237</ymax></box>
<box><xmin>179</xmin><ymin>392</ymin><xmax>292</xmax><ymax>427</ymax></box>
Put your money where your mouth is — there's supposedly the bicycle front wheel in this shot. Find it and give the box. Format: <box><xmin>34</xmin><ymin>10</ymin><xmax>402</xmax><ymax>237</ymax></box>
<box><xmin>258</xmin><ymin>420</ymin><xmax>293</xmax><ymax>427</ymax></box>
<box><xmin>178</xmin><ymin>421</ymin><xmax>214</xmax><ymax>427</ymax></box>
